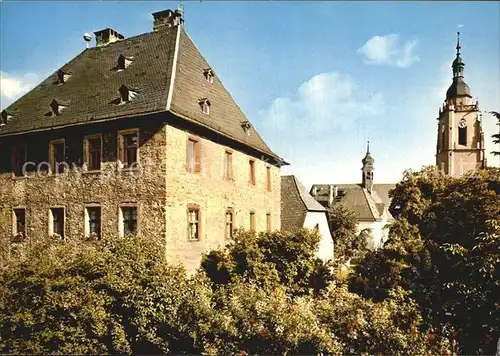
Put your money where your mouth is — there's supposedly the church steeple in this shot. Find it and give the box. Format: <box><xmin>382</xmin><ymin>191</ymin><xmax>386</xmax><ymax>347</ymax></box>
<box><xmin>361</xmin><ymin>141</ymin><xmax>375</xmax><ymax>193</ymax></box>
<box><xmin>446</xmin><ymin>31</ymin><xmax>471</xmax><ymax>99</ymax></box>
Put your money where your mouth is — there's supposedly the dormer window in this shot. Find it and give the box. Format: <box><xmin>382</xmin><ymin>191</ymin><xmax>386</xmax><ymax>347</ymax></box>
<box><xmin>241</xmin><ymin>121</ymin><xmax>252</xmax><ymax>135</ymax></box>
<box><xmin>203</xmin><ymin>68</ymin><xmax>214</xmax><ymax>83</ymax></box>
<box><xmin>1</xmin><ymin>110</ymin><xmax>12</xmax><ymax>126</ymax></box>
<box><xmin>198</xmin><ymin>98</ymin><xmax>211</xmax><ymax>115</ymax></box>
<box><xmin>117</xmin><ymin>54</ymin><xmax>133</xmax><ymax>71</ymax></box>
<box><xmin>57</xmin><ymin>69</ymin><xmax>72</xmax><ymax>84</ymax></box>
<box><xmin>118</xmin><ymin>85</ymin><xmax>139</xmax><ymax>104</ymax></box>
<box><xmin>50</xmin><ymin>99</ymin><xmax>68</xmax><ymax>116</ymax></box>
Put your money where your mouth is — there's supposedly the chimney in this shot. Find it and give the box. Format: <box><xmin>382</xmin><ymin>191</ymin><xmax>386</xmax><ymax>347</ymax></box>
<box><xmin>152</xmin><ymin>9</ymin><xmax>184</xmax><ymax>31</ymax></box>
<box><xmin>328</xmin><ymin>185</ymin><xmax>334</xmax><ymax>206</ymax></box>
<box><xmin>94</xmin><ymin>28</ymin><xmax>125</xmax><ymax>47</ymax></box>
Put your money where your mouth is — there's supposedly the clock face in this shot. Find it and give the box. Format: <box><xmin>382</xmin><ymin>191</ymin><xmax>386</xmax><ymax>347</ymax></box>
<box><xmin>458</xmin><ymin>119</ymin><xmax>467</xmax><ymax>129</ymax></box>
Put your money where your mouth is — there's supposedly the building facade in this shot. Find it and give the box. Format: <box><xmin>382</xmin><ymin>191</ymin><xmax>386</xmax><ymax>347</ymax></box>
<box><xmin>280</xmin><ymin>175</ymin><xmax>334</xmax><ymax>262</ymax></box>
<box><xmin>0</xmin><ymin>9</ymin><xmax>285</xmax><ymax>272</ymax></box>
<box><xmin>436</xmin><ymin>32</ymin><xmax>487</xmax><ymax>177</ymax></box>
<box><xmin>310</xmin><ymin>144</ymin><xmax>394</xmax><ymax>250</ymax></box>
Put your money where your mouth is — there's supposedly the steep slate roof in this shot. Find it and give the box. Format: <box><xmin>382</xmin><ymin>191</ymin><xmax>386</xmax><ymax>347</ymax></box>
<box><xmin>281</xmin><ymin>175</ymin><xmax>326</xmax><ymax>233</ymax></box>
<box><xmin>311</xmin><ymin>183</ymin><xmax>395</xmax><ymax>222</ymax></box>
<box><xmin>0</xmin><ymin>22</ymin><xmax>280</xmax><ymax>160</ymax></box>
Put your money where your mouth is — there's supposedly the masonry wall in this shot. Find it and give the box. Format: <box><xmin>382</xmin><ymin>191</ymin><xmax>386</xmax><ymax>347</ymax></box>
<box><xmin>162</xmin><ymin>123</ymin><xmax>281</xmax><ymax>272</ymax></box>
<box><xmin>0</xmin><ymin>116</ymin><xmax>168</xmax><ymax>260</ymax></box>
<box><xmin>0</xmin><ymin>115</ymin><xmax>282</xmax><ymax>272</ymax></box>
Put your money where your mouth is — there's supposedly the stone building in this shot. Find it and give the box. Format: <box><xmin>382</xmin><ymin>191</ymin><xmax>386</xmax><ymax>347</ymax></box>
<box><xmin>310</xmin><ymin>144</ymin><xmax>394</xmax><ymax>250</ymax></box>
<box><xmin>280</xmin><ymin>175</ymin><xmax>334</xmax><ymax>262</ymax></box>
<box><xmin>0</xmin><ymin>9</ymin><xmax>285</xmax><ymax>272</ymax></box>
<box><xmin>436</xmin><ymin>32</ymin><xmax>487</xmax><ymax>177</ymax></box>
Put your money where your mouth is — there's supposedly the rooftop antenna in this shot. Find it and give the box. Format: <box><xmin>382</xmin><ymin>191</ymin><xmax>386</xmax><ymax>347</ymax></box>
<box><xmin>83</xmin><ymin>33</ymin><xmax>92</xmax><ymax>49</ymax></box>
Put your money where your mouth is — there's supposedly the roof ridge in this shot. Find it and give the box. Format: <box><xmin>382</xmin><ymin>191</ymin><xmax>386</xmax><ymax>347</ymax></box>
<box><xmin>361</xmin><ymin>189</ymin><xmax>379</xmax><ymax>220</ymax></box>
<box><xmin>166</xmin><ymin>25</ymin><xmax>181</xmax><ymax>110</ymax></box>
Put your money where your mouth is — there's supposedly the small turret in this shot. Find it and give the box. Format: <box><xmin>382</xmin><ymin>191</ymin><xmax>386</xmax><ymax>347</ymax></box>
<box><xmin>361</xmin><ymin>141</ymin><xmax>375</xmax><ymax>193</ymax></box>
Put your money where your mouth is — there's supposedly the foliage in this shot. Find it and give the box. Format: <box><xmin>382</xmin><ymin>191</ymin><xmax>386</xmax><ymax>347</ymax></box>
<box><xmin>0</xmin><ymin>236</ymin><xmax>212</xmax><ymax>354</ymax></box>
<box><xmin>327</xmin><ymin>204</ymin><xmax>369</xmax><ymax>265</ymax></box>
<box><xmin>351</xmin><ymin>166</ymin><xmax>500</xmax><ymax>354</ymax></box>
<box><xmin>491</xmin><ymin>111</ymin><xmax>500</xmax><ymax>156</ymax></box>
<box><xmin>201</xmin><ymin>229</ymin><xmax>333</xmax><ymax>296</ymax></box>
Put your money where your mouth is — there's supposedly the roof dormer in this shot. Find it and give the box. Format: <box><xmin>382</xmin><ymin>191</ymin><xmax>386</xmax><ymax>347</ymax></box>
<box><xmin>203</xmin><ymin>68</ymin><xmax>214</xmax><ymax>83</ymax></box>
<box><xmin>57</xmin><ymin>69</ymin><xmax>72</xmax><ymax>84</ymax></box>
<box><xmin>241</xmin><ymin>120</ymin><xmax>252</xmax><ymax>135</ymax></box>
<box><xmin>1</xmin><ymin>110</ymin><xmax>13</xmax><ymax>126</ymax></box>
<box><xmin>117</xmin><ymin>54</ymin><xmax>134</xmax><ymax>71</ymax></box>
<box><xmin>50</xmin><ymin>99</ymin><xmax>68</xmax><ymax>116</ymax></box>
<box><xmin>198</xmin><ymin>98</ymin><xmax>211</xmax><ymax>114</ymax></box>
<box><xmin>118</xmin><ymin>85</ymin><xmax>139</xmax><ymax>104</ymax></box>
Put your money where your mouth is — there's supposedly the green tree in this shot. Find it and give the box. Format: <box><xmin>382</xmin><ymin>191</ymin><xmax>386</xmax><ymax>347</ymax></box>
<box><xmin>327</xmin><ymin>204</ymin><xmax>369</xmax><ymax>266</ymax></box>
<box><xmin>201</xmin><ymin>229</ymin><xmax>332</xmax><ymax>296</ymax></box>
<box><xmin>0</xmin><ymin>236</ymin><xmax>212</xmax><ymax>354</ymax></box>
<box><xmin>350</xmin><ymin>167</ymin><xmax>500</xmax><ymax>354</ymax></box>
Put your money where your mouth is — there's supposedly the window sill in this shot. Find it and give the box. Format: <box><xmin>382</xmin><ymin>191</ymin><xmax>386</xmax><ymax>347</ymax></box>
<box><xmin>188</xmin><ymin>238</ymin><xmax>201</xmax><ymax>242</ymax></box>
<box><xmin>11</xmin><ymin>175</ymin><xmax>28</xmax><ymax>180</ymax></box>
<box><xmin>83</xmin><ymin>169</ymin><xmax>102</xmax><ymax>175</ymax></box>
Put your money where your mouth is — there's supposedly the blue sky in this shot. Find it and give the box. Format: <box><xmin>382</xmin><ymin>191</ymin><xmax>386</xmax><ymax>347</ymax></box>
<box><xmin>1</xmin><ymin>1</ymin><xmax>499</xmax><ymax>188</ymax></box>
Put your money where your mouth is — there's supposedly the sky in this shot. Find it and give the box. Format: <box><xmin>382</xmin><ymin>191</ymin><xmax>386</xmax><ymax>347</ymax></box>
<box><xmin>1</xmin><ymin>1</ymin><xmax>499</xmax><ymax>189</ymax></box>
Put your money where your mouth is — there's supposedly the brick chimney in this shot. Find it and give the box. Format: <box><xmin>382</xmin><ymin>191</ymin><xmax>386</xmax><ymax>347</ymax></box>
<box><xmin>94</xmin><ymin>28</ymin><xmax>125</xmax><ymax>47</ymax></box>
<box><xmin>152</xmin><ymin>9</ymin><xmax>184</xmax><ymax>31</ymax></box>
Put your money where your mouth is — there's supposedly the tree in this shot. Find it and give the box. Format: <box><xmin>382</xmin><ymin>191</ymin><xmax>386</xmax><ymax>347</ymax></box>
<box><xmin>491</xmin><ymin>111</ymin><xmax>500</xmax><ymax>156</ymax></box>
<box><xmin>201</xmin><ymin>229</ymin><xmax>333</xmax><ymax>296</ymax></box>
<box><xmin>327</xmin><ymin>204</ymin><xmax>369</xmax><ymax>266</ymax></box>
<box><xmin>0</xmin><ymin>236</ymin><xmax>212</xmax><ymax>354</ymax></box>
<box><xmin>350</xmin><ymin>167</ymin><xmax>500</xmax><ymax>354</ymax></box>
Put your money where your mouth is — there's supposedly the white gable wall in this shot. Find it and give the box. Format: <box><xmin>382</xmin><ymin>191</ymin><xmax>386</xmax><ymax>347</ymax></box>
<box><xmin>303</xmin><ymin>211</ymin><xmax>334</xmax><ymax>262</ymax></box>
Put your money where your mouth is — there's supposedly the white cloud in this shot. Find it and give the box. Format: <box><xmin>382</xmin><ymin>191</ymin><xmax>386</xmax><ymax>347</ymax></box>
<box><xmin>259</xmin><ymin>71</ymin><xmax>387</xmax><ymax>187</ymax></box>
<box><xmin>262</xmin><ymin>72</ymin><xmax>385</xmax><ymax>133</ymax></box>
<box><xmin>0</xmin><ymin>71</ymin><xmax>39</xmax><ymax>109</ymax></box>
<box><xmin>357</xmin><ymin>34</ymin><xmax>419</xmax><ymax>68</ymax></box>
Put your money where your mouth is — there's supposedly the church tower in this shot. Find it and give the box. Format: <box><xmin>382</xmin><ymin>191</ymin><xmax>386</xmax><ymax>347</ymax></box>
<box><xmin>436</xmin><ymin>32</ymin><xmax>486</xmax><ymax>177</ymax></box>
<box><xmin>362</xmin><ymin>141</ymin><xmax>375</xmax><ymax>193</ymax></box>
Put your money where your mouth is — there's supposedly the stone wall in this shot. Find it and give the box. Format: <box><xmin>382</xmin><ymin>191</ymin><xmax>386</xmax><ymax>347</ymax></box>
<box><xmin>0</xmin><ymin>113</ymin><xmax>282</xmax><ymax>272</ymax></box>
<box><xmin>162</xmin><ymin>123</ymin><xmax>281</xmax><ymax>272</ymax></box>
<box><xmin>0</xmin><ymin>116</ymin><xmax>168</xmax><ymax>260</ymax></box>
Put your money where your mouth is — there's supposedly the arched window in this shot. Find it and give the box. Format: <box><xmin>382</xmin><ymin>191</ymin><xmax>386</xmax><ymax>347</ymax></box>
<box><xmin>458</xmin><ymin>126</ymin><xmax>467</xmax><ymax>146</ymax></box>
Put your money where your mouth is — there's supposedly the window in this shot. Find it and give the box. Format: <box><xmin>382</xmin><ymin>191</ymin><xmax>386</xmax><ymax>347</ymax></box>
<box><xmin>85</xmin><ymin>135</ymin><xmax>102</xmax><ymax>171</ymax></box>
<box><xmin>49</xmin><ymin>208</ymin><xmax>65</xmax><ymax>238</ymax></box>
<box><xmin>187</xmin><ymin>138</ymin><xmax>201</xmax><ymax>173</ymax></box>
<box><xmin>266</xmin><ymin>213</ymin><xmax>271</xmax><ymax>232</ymax></box>
<box><xmin>198</xmin><ymin>98</ymin><xmax>210</xmax><ymax>115</ymax></box>
<box><xmin>121</xmin><ymin>207</ymin><xmax>137</xmax><ymax>236</ymax></box>
<box><xmin>225</xmin><ymin>209</ymin><xmax>234</xmax><ymax>238</ymax></box>
<box><xmin>250</xmin><ymin>212</ymin><xmax>256</xmax><ymax>231</ymax></box>
<box><xmin>13</xmin><ymin>208</ymin><xmax>26</xmax><ymax>237</ymax></box>
<box><xmin>266</xmin><ymin>167</ymin><xmax>271</xmax><ymax>191</ymax></box>
<box><xmin>188</xmin><ymin>206</ymin><xmax>200</xmax><ymax>240</ymax></box>
<box><xmin>85</xmin><ymin>207</ymin><xmax>101</xmax><ymax>239</ymax></box>
<box><xmin>441</xmin><ymin>129</ymin><xmax>445</xmax><ymax>150</ymax></box>
<box><xmin>119</xmin><ymin>130</ymin><xmax>139</xmax><ymax>169</ymax></box>
<box><xmin>11</xmin><ymin>144</ymin><xmax>27</xmax><ymax>177</ymax></box>
<box><xmin>224</xmin><ymin>151</ymin><xmax>233</xmax><ymax>179</ymax></box>
<box><xmin>203</xmin><ymin>68</ymin><xmax>214</xmax><ymax>83</ymax></box>
<box><xmin>49</xmin><ymin>140</ymin><xmax>66</xmax><ymax>174</ymax></box>
<box><xmin>458</xmin><ymin>126</ymin><xmax>467</xmax><ymax>146</ymax></box>
<box><xmin>249</xmin><ymin>160</ymin><xmax>255</xmax><ymax>185</ymax></box>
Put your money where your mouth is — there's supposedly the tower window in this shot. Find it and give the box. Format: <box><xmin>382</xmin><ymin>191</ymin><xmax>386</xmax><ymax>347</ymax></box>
<box><xmin>13</xmin><ymin>208</ymin><xmax>26</xmax><ymax>238</ymax></box>
<box><xmin>49</xmin><ymin>207</ymin><xmax>65</xmax><ymax>238</ymax></box>
<box><xmin>188</xmin><ymin>205</ymin><xmax>201</xmax><ymax>240</ymax></box>
<box><xmin>225</xmin><ymin>208</ymin><xmax>234</xmax><ymax>239</ymax></box>
<box><xmin>458</xmin><ymin>126</ymin><xmax>467</xmax><ymax>146</ymax></box>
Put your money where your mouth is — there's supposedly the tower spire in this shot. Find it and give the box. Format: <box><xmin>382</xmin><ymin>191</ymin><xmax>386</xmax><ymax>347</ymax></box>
<box><xmin>456</xmin><ymin>31</ymin><xmax>461</xmax><ymax>56</ymax></box>
<box><xmin>366</xmin><ymin>140</ymin><xmax>370</xmax><ymax>154</ymax></box>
